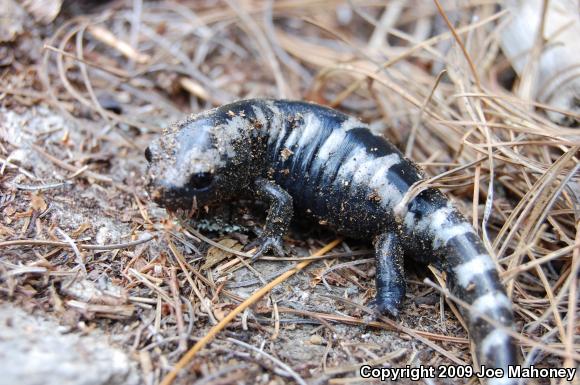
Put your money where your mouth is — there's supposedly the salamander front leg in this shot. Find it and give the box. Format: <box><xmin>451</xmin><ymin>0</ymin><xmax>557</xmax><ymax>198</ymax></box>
<box><xmin>244</xmin><ymin>177</ymin><xmax>293</xmax><ymax>260</ymax></box>
<box><xmin>370</xmin><ymin>232</ymin><xmax>406</xmax><ymax>318</ymax></box>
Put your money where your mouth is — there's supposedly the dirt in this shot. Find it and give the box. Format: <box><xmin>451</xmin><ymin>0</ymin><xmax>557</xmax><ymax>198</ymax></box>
<box><xmin>1</xmin><ymin>1</ymin><xmax>577</xmax><ymax>385</ymax></box>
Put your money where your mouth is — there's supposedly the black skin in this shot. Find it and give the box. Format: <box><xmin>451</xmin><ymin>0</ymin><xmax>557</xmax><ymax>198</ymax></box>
<box><xmin>245</xmin><ymin>178</ymin><xmax>293</xmax><ymax>259</ymax></box>
<box><xmin>371</xmin><ymin>232</ymin><xmax>405</xmax><ymax>318</ymax></box>
<box><xmin>145</xmin><ymin>100</ymin><xmax>518</xmax><ymax>379</ymax></box>
<box><xmin>145</xmin><ymin>99</ymin><xmax>411</xmax><ymax>317</ymax></box>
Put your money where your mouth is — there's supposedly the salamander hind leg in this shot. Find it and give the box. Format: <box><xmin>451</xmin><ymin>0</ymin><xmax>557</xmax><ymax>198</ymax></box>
<box><xmin>369</xmin><ymin>232</ymin><xmax>406</xmax><ymax>318</ymax></box>
<box><xmin>244</xmin><ymin>177</ymin><xmax>293</xmax><ymax>260</ymax></box>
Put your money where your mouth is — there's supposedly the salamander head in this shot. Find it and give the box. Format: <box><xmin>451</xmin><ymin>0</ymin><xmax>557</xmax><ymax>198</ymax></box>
<box><xmin>145</xmin><ymin>114</ymin><xmax>227</xmax><ymax>211</ymax></box>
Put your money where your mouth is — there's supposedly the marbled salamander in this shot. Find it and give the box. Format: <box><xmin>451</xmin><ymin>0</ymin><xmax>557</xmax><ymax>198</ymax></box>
<box><xmin>145</xmin><ymin>99</ymin><xmax>517</xmax><ymax>384</ymax></box>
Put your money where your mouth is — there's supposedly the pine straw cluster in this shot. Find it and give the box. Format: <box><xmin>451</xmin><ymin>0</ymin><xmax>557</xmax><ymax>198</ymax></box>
<box><xmin>1</xmin><ymin>1</ymin><xmax>579</xmax><ymax>384</ymax></box>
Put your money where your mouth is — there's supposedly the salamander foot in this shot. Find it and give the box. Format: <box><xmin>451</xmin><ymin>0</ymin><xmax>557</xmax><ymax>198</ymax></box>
<box><xmin>244</xmin><ymin>235</ymin><xmax>285</xmax><ymax>260</ymax></box>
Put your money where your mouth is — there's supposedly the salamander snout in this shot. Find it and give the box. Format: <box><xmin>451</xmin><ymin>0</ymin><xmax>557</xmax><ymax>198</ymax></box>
<box><xmin>147</xmin><ymin>180</ymin><xmax>197</xmax><ymax>211</ymax></box>
<box><xmin>145</xmin><ymin>144</ymin><xmax>217</xmax><ymax>211</ymax></box>
<box><xmin>144</xmin><ymin>115</ymin><xmax>226</xmax><ymax>211</ymax></box>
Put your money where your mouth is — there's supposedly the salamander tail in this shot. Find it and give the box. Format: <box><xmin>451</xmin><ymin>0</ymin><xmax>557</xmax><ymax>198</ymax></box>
<box><xmin>403</xmin><ymin>189</ymin><xmax>518</xmax><ymax>384</ymax></box>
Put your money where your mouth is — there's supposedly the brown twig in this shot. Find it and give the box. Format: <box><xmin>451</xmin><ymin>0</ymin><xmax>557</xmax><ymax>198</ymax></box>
<box><xmin>159</xmin><ymin>238</ymin><xmax>342</xmax><ymax>385</ymax></box>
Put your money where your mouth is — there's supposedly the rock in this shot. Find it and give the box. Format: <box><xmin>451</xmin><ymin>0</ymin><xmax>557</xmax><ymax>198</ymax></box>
<box><xmin>0</xmin><ymin>304</ymin><xmax>140</xmax><ymax>385</ymax></box>
<box><xmin>500</xmin><ymin>0</ymin><xmax>580</xmax><ymax>125</ymax></box>
<box><xmin>0</xmin><ymin>0</ymin><xmax>25</xmax><ymax>43</ymax></box>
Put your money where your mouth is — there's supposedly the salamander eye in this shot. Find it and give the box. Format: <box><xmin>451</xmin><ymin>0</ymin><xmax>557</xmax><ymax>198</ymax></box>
<box><xmin>189</xmin><ymin>172</ymin><xmax>214</xmax><ymax>190</ymax></box>
<box><xmin>145</xmin><ymin>147</ymin><xmax>153</xmax><ymax>163</ymax></box>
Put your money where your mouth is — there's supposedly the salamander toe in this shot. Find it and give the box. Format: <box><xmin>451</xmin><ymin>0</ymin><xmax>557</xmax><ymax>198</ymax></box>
<box><xmin>244</xmin><ymin>235</ymin><xmax>285</xmax><ymax>260</ymax></box>
<box><xmin>368</xmin><ymin>296</ymin><xmax>402</xmax><ymax>319</ymax></box>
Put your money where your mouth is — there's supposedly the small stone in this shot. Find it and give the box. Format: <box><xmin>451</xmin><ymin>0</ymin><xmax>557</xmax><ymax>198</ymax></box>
<box><xmin>309</xmin><ymin>334</ymin><xmax>323</xmax><ymax>345</ymax></box>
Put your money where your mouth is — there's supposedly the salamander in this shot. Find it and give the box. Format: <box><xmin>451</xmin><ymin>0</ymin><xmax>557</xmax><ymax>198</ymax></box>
<box><xmin>145</xmin><ymin>99</ymin><xmax>518</xmax><ymax>384</ymax></box>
